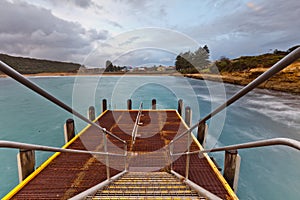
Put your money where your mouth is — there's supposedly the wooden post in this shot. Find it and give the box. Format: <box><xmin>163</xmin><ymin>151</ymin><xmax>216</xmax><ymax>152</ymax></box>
<box><xmin>102</xmin><ymin>99</ymin><xmax>107</xmax><ymax>112</ymax></box>
<box><xmin>64</xmin><ymin>119</ymin><xmax>75</xmax><ymax>143</ymax></box>
<box><xmin>17</xmin><ymin>149</ymin><xmax>35</xmax><ymax>182</ymax></box>
<box><xmin>197</xmin><ymin>121</ymin><xmax>208</xmax><ymax>147</ymax></box>
<box><xmin>177</xmin><ymin>99</ymin><xmax>183</xmax><ymax>116</ymax></box>
<box><xmin>127</xmin><ymin>99</ymin><xmax>132</xmax><ymax>110</ymax></box>
<box><xmin>185</xmin><ymin>106</ymin><xmax>192</xmax><ymax>127</ymax></box>
<box><xmin>224</xmin><ymin>150</ymin><xmax>241</xmax><ymax>192</ymax></box>
<box><xmin>152</xmin><ymin>99</ymin><xmax>156</xmax><ymax>110</ymax></box>
<box><xmin>88</xmin><ymin>106</ymin><xmax>95</xmax><ymax>121</ymax></box>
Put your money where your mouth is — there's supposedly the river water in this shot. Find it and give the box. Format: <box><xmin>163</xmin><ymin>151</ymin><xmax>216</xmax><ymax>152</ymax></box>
<box><xmin>0</xmin><ymin>76</ymin><xmax>299</xmax><ymax>199</ymax></box>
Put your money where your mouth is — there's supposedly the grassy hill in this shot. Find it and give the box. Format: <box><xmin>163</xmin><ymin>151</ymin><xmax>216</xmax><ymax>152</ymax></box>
<box><xmin>214</xmin><ymin>45</ymin><xmax>300</xmax><ymax>73</ymax></box>
<box><xmin>214</xmin><ymin>53</ymin><xmax>286</xmax><ymax>72</ymax></box>
<box><xmin>0</xmin><ymin>53</ymin><xmax>81</xmax><ymax>74</ymax></box>
<box><xmin>187</xmin><ymin>47</ymin><xmax>300</xmax><ymax>94</ymax></box>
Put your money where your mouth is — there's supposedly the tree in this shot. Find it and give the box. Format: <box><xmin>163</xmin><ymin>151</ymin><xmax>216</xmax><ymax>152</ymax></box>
<box><xmin>203</xmin><ymin>45</ymin><xmax>210</xmax><ymax>54</ymax></box>
<box><xmin>192</xmin><ymin>47</ymin><xmax>210</xmax><ymax>70</ymax></box>
<box><xmin>175</xmin><ymin>51</ymin><xmax>193</xmax><ymax>73</ymax></box>
<box><xmin>273</xmin><ymin>49</ymin><xmax>286</xmax><ymax>55</ymax></box>
<box><xmin>215</xmin><ymin>56</ymin><xmax>232</xmax><ymax>72</ymax></box>
<box><xmin>175</xmin><ymin>46</ymin><xmax>210</xmax><ymax>74</ymax></box>
<box><xmin>104</xmin><ymin>60</ymin><xmax>126</xmax><ymax>72</ymax></box>
<box><xmin>105</xmin><ymin>60</ymin><xmax>115</xmax><ymax>72</ymax></box>
<box><xmin>287</xmin><ymin>45</ymin><xmax>300</xmax><ymax>53</ymax></box>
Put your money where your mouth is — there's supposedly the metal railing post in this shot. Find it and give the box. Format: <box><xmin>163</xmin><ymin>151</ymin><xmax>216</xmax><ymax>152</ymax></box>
<box><xmin>131</xmin><ymin>102</ymin><xmax>143</xmax><ymax>144</ymax></box>
<box><xmin>185</xmin><ymin>131</ymin><xmax>191</xmax><ymax>180</ymax></box>
<box><xmin>124</xmin><ymin>143</ymin><xmax>128</xmax><ymax>171</ymax></box>
<box><xmin>170</xmin><ymin>142</ymin><xmax>174</xmax><ymax>171</ymax></box>
<box><xmin>103</xmin><ymin>129</ymin><xmax>110</xmax><ymax>180</ymax></box>
<box><xmin>185</xmin><ymin>107</ymin><xmax>192</xmax><ymax>180</ymax></box>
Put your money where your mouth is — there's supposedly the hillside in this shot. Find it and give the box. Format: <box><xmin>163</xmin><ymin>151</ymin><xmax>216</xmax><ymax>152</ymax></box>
<box><xmin>0</xmin><ymin>53</ymin><xmax>81</xmax><ymax>74</ymax></box>
<box><xmin>186</xmin><ymin>52</ymin><xmax>300</xmax><ymax>94</ymax></box>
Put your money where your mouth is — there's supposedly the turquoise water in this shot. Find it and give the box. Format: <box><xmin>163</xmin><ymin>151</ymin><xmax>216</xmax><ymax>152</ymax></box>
<box><xmin>0</xmin><ymin>76</ymin><xmax>300</xmax><ymax>199</ymax></box>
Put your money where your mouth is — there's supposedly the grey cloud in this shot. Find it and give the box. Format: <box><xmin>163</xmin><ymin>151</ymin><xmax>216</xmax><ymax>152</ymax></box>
<box><xmin>73</xmin><ymin>0</ymin><xmax>92</xmax><ymax>8</ymax></box>
<box><xmin>113</xmin><ymin>0</ymin><xmax>167</xmax><ymax>18</ymax></box>
<box><xmin>0</xmin><ymin>0</ymin><xmax>108</xmax><ymax>63</ymax></box>
<box><xmin>46</xmin><ymin>0</ymin><xmax>94</xmax><ymax>9</ymax></box>
<box><xmin>113</xmin><ymin>49</ymin><xmax>175</xmax><ymax>67</ymax></box>
<box><xmin>116</xmin><ymin>0</ymin><xmax>150</xmax><ymax>10</ymax></box>
<box><xmin>86</xmin><ymin>29</ymin><xmax>108</xmax><ymax>40</ymax></box>
<box><xmin>106</xmin><ymin>20</ymin><xmax>123</xmax><ymax>29</ymax></box>
<box><xmin>119</xmin><ymin>36</ymin><xmax>140</xmax><ymax>46</ymax></box>
<box><xmin>86</xmin><ymin>28</ymin><xmax>200</xmax><ymax>68</ymax></box>
<box><xmin>187</xmin><ymin>0</ymin><xmax>300</xmax><ymax>59</ymax></box>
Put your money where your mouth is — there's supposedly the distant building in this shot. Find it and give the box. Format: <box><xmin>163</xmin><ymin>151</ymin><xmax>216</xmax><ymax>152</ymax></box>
<box><xmin>157</xmin><ymin>66</ymin><xmax>166</xmax><ymax>72</ymax></box>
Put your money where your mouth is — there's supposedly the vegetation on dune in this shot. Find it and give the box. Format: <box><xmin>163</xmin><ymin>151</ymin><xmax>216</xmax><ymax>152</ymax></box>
<box><xmin>0</xmin><ymin>53</ymin><xmax>81</xmax><ymax>74</ymax></box>
<box><xmin>214</xmin><ymin>45</ymin><xmax>300</xmax><ymax>73</ymax></box>
<box><xmin>184</xmin><ymin>44</ymin><xmax>300</xmax><ymax>94</ymax></box>
<box><xmin>214</xmin><ymin>54</ymin><xmax>285</xmax><ymax>72</ymax></box>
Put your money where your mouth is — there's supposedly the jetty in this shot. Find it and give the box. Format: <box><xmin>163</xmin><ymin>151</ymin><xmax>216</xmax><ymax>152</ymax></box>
<box><xmin>4</xmin><ymin>101</ymin><xmax>237</xmax><ymax>199</ymax></box>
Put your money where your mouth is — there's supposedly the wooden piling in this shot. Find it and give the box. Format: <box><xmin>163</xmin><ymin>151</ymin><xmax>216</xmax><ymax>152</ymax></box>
<box><xmin>127</xmin><ymin>99</ymin><xmax>132</xmax><ymax>110</ymax></box>
<box><xmin>102</xmin><ymin>99</ymin><xmax>107</xmax><ymax>112</ymax></box>
<box><xmin>223</xmin><ymin>150</ymin><xmax>241</xmax><ymax>192</ymax></box>
<box><xmin>17</xmin><ymin>149</ymin><xmax>35</xmax><ymax>182</ymax></box>
<box><xmin>197</xmin><ymin>121</ymin><xmax>208</xmax><ymax>147</ymax></box>
<box><xmin>88</xmin><ymin>106</ymin><xmax>95</xmax><ymax>121</ymax></box>
<box><xmin>64</xmin><ymin>119</ymin><xmax>75</xmax><ymax>143</ymax></box>
<box><xmin>152</xmin><ymin>99</ymin><xmax>156</xmax><ymax>110</ymax></box>
<box><xmin>177</xmin><ymin>99</ymin><xmax>183</xmax><ymax>116</ymax></box>
<box><xmin>185</xmin><ymin>106</ymin><xmax>192</xmax><ymax>127</ymax></box>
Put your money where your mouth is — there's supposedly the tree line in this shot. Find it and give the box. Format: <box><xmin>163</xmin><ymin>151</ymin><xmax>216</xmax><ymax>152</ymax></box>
<box><xmin>0</xmin><ymin>53</ymin><xmax>80</xmax><ymax>74</ymax></box>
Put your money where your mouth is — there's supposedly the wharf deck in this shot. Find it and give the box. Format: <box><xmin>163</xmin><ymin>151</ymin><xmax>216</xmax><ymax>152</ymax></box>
<box><xmin>7</xmin><ymin>110</ymin><xmax>235</xmax><ymax>199</ymax></box>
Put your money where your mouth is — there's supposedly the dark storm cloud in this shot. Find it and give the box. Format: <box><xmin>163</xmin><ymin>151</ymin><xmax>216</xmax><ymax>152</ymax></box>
<box><xmin>0</xmin><ymin>0</ymin><xmax>108</xmax><ymax>62</ymax></box>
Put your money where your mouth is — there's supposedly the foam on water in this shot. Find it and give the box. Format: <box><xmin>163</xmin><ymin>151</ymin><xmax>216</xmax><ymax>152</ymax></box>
<box><xmin>240</xmin><ymin>90</ymin><xmax>300</xmax><ymax>129</ymax></box>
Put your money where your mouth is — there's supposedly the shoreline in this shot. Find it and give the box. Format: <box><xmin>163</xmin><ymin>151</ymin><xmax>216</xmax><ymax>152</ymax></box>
<box><xmin>184</xmin><ymin>72</ymin><xmax>300</xmax><ymax>95</ymax></box>
<box><xmin>1</xmin><ymin>71</ymin><xmax>299</xmax><ymax>95</ymax></box>
<box><xmin>0</xmin><ymin>72</ymin><xmax>179</xmax><ymax>78</ymax></box>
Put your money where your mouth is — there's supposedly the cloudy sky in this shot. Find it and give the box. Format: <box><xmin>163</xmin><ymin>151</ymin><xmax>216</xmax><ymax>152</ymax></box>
<box><xmin>0</xmin><ymin>0</ymin><xmax>299</xmax><ymax>67</ymax></box>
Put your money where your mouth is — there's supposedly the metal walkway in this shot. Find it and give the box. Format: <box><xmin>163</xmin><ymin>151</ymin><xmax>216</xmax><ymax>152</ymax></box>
<box><xmin>7</xmin><ymin>110</ymin><xmax>234</xmax><ymax>199</ymax></box>
<box><xmin>87</xmin><ymin>172</ymin><xmax>204</xmax><ymax>200</ymax></box>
